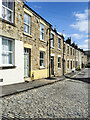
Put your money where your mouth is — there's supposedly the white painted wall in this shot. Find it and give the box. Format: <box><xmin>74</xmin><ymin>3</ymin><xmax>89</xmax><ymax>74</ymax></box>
<box><xmin>0</xmin><ymin>40</ymin><xmax>24</xmax><ymax>86</ymax></box>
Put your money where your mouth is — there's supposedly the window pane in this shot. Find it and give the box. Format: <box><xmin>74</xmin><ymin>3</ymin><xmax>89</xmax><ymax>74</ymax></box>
<box><xmin>7</xmin><ymin>1</ymin><xmax>13</xmax><ymax>10</ymax></box>
<box><xmin>41</xmin><ymin>33</ymin><xmax>44</xmax><ymax>40</ymax></box>
<box><xmin>40</xmin><ymin>52</ymin><xmax>44</xmax><ymax>58</ymax></box>
<box><xmin>8</xmin><ymin>40</ymin><xmax>12</xmax><ymax>51</ymax></box>
<box><xmin>2</xmin><ymin>0</ymin><xmax>7</xmax><ymax>7</ymax></box>
<box><xmin>51</xmin><ymin>40</ymin><xmax>53</xmax><ymax>47</ymax></box>
<box><xmin>40</xmin><ymin>32</ymin><xmax>42</xmax><ymax>40</ymax></box>
<box><xmin>24</xmin><ymin>24</ymin><xmax>29</xmax><ymax>34</ymax></box>
<box><xmin>40</xmin><ymin>23</ymin><xmax>44</xmax><ymax>40</ymax></box>
<box><xmin>9</xmin><ymin>53</ymin><xmax>12</xmax><ymax>64</ymax></box>
<box><xmin>40</xmin><ymin>60</ymin><xmax>43</xmax><ymax>66</ymax></box>
<box><xmin>2</xmin><ymin>38</ymin><xmax>8</xmax><ymax>51</ymax></box>
<box><xmin>2</xmin><ymin>52</ymin><xmax>9</xmax><ymax>64</ymax></box>
<box><xmin>24</xmin><ymin>13</ymin><xmax>30</xmax><ymax>25</ymax></box>
<box><xmin>40</xmin><ymin>23</ymin><xmax>44</xmax><ymax>32</ymax></box>
<box><xmin>2</xmin><ymin>6</ymin><xmax>6</xmax><ymax>19</ymax></box>
<box><xmin>7</xmin><ymin>9</ymin><xmax>12</xmax><ymax>22</ymax></box>
<box><xmin>2</xmin><ymin>37</ymin><xmax>14</xmax><ymax>65</ymax></box>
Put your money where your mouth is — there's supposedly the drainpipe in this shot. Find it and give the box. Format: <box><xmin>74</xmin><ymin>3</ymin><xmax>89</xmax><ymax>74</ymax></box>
<box><xmin>63</xmin><ymin>36</ymin><xmax>65</xmax><ymax>76</ymax></box>
<box><xmin>49</xmin><ymin>28</ymin><xmax>51</xmax><ymax>78</ymax></box>
<box><xmin>75</xmin><ymin>49</ymin><xmax>76</xmax><ymax>69</ymax></box>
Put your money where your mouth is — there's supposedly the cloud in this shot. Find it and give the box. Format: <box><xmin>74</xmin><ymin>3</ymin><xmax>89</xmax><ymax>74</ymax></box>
<box><xmin>70</xmin><ymin>33</ymin><xmax>84</xmax><ymax>39</ymax></box>
<box><xmin>78</xmin><ymin>39</ymin><xmax>89</xmax><ymax>50</ymax></box>
<box><xmin>84</xmin><ymin>39</ymin><xmax>88</xmax><ymax>43</ymax></box>
<box><xmin>70</xmin><ymin>9</ymin><xmax>88</xmax><ymax>33</ymax></box>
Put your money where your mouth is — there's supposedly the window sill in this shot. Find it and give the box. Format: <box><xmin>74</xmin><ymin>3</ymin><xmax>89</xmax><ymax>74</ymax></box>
<box><xmin>40</xmin><ymin>39</ymin><xmax>46</xmax><ymax>43</ymax></box>
<box><xmin>51</xmin><ymin>46</ymin><xmax>55</xmax><ymax>49</ymax></box>
<box><xmin>58</xmin><ymin>68</ymin><xmax>61</xmax><ymax>70</ymax></box>
<box><xmin>58</xmin><ymin>48</ymin><xmax>61</xmax><ymax>51</ymax></box>
<box><xmin>23</xmin><ymin>33</ymin><xmax>32</xmax><ymax>38</ymax></box>
<box><xmin>39</xmin><ymin>66</ymin><xmax>45</xmax><ymax>69</ymax></box>
<box><xmin>0</xmin><ymin>18</ymin><xmax>16</xmax><ymax>27</ymax></box>
<box><xmin>0</xmin><ymin>66</ymin><xmax>16</xmax><ymax>70</ymax></box>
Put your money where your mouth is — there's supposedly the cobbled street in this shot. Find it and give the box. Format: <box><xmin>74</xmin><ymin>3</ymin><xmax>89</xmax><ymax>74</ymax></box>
<box><xmin>1</xmin><ymin>73</ymin><xmax>88</xmax><ymax>119</ymax></box>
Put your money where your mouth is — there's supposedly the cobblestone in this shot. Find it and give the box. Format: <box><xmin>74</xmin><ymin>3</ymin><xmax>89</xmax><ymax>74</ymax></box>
<box><xmin>1</xmin><ymin>79</ymin><xmax>88</xmax><ymax>119</ymax></box>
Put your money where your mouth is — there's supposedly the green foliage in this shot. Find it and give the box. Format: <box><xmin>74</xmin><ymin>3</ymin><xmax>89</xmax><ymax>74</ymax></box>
<box><xmin>76</xmin><ymin>65</ymin><xmax>81</xmax><ymax>71</ymax></box>
<box><xmin>82</xmin><ymin>63</ymin><xmax>86</xmax><ymax>68</ymax></box>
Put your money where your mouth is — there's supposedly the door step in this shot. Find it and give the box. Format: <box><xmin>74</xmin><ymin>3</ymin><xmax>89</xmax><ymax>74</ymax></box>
<box><xmin>24</xmin><ymin>78</ymin><xmax>31</xmax><ymax>82</ymax></box>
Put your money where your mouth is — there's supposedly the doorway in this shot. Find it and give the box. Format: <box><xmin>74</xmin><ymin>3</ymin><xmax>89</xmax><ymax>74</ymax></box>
<box><xmin>51</xmin><ymin>56</ymin><xmax>54</xmax><ymax>75</ymax></box>
<box><xmin>24</xmin><ymin>48</ymin><xmax>30</xmax><ymax>78</ymax></box>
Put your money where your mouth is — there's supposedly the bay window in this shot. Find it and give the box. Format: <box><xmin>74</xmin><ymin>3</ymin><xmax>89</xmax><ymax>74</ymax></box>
<box><xmin>40</xmin><ymin>51</ymin><xmax>45</xmax><ymax>67</ymax></box>
<box><xmin>24</xmin><ymin>12</ymin><xmax>31</xmax><ymax>34</ymax></box>
<box><xmin>1</xmin><ymin>0</ymin><xmax>14</xmax><ymax>23</ymax></box>
<box><xmin>40</xmin><ymin>23</ymin><xmax>44</xmax><ymax>40</ymax></box>
<box><xmin>0</xmin><ymin>36</ymin><xmax>14</xmax><ymax>66</ymax></box>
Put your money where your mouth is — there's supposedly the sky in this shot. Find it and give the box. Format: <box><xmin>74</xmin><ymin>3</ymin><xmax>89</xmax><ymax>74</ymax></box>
<box><xmin>25</xmin><ymin>2</ymin><xmax>88</xmax><ymax>50</ymax></box>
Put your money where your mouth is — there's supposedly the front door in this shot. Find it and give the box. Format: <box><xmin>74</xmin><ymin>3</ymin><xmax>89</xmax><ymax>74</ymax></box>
<box><xmin>51</xmin><ymin>56</ymin><xmax>54</xmax><ymax>75</ymax></box>
<box><xmin>71</xmin><ymin>61</ymin><xmax>72</xmax><ymax>70</ymax></box>
<box><xmin>24</xmin><ymin>48</ymin><xmax>30</xmax><ymax>77</ymax></box>
<box><xmin>64</xmin><ymin>60</ymin><xmax>66</xmax><ymax>73</ymax></box>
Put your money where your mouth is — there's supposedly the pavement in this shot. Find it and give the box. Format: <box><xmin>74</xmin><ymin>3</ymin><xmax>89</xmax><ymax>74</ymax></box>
<box><xmin>0</xmin><ymin>68</ymin><xmax>88</xmax><ymax>97</ymax></box>
<box><xmin>0</xmin><ymin>76</ymin><xmax>65</xmax><ymax>98</ymax></box>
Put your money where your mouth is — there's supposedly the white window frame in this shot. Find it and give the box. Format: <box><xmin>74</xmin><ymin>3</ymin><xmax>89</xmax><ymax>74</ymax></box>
<box><xmin>58</xmin><ymin>38</ymin><xmax>61</xmax><ymax>49</ymax></box>
<box><xmin>58</xmin><ymin>57</ymin><xmax>61</xmax><ymax>68</ymax></box>
<box><xmin>24</xmin><ymin>12</ymin><xmax>31</xmax><ymax>35</ymax></box>
<box><xmin>1</xmin><ymin>0</ymin><xmax>14</xmax><ymax>23</ymax></box>
<box><xmin>40</xmin><ymin>23</ymin><xmax>45</xmax><ymax>40</ymax></box>
<box><xmin>51</xmin><ymin>33</ymin><xmax>54</xmax><ymax>47</ymax></box>
<box><xmin>40</xmin><ymin>51</ymin><xmax>45</xmax><ymax>67</ymax></box>
<box><xmin>0</xmin><ymin>36</ymin><xmax>14</xmax><ymax>67</ymax></box>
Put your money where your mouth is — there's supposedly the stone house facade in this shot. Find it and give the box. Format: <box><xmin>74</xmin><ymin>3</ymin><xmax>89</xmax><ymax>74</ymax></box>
<box><xmin>50</xmin><ymin>29</ymin><xmax>64</xmax><ymax>77</ymax></box>
<box><xmin>23</xmin><ymin>4</ymin><xmax>51</xmax><ymax>81</ymax></box>
<box><xmin>0</xmin><ymin>0</ymin><xmax>87</xmax><ymax>86</ymax></box>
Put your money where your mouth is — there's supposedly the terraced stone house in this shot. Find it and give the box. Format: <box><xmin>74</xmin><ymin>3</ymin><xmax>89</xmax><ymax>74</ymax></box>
<box><xmin>0</xmin><ymin>0</ymin><xmax>87</xmax><ymax>86</ymax></box>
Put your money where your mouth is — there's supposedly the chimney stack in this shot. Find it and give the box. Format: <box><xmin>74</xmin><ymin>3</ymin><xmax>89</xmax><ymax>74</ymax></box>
<box><xmin>66</xmin><ymin>37</ymin><xmax>71</xmax><ymax>45</ymax></box>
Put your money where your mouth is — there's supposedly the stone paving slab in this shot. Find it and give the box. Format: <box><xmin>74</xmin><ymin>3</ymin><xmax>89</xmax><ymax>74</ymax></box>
<box><xmin>1</xmin><ymin>78</ymin><xmax>88</xmax><ymax>119</ymax></box>
<box><xmin>0</xmin><ymin>76</ymin><xmax>65</xmax><ymax>97</ymax></box>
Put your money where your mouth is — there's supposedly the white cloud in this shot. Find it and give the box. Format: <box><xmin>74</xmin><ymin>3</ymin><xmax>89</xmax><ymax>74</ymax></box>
<box><xmin>70</xmin><ymin>33</ymin><xmax>84</xmax><ymax>39</ymax></box>
<box><xmin>70</xmin><ymin>9</ymin><xmax>88</xmax><ymax>33</ymax></box>
<box><xmin>84</xmin><ymin>39</ymin><xmax>88</xmax><ymax>43</ymax></box>
<box><xmin>78</xmin><ymin>39</ymin><xmax>89</xmax><ymax>50</ymax></box>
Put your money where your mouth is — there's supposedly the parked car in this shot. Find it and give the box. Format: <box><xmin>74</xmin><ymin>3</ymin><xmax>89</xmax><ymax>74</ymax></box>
<box><xmin>87</xmin><ymin>62</ymin><xmax>90</xmax><ymax>68</ymax></box>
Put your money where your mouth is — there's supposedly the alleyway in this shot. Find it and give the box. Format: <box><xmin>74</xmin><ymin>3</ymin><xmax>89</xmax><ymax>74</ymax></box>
<box><xmin>1</xmin><ymin>69</ymin><xmax>89</xmax><ymax>119</ymax></box>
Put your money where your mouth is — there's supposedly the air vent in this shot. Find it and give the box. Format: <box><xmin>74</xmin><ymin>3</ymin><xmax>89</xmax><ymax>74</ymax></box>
<box><xmin>0</xmin><ymin>79</ymin><xmax>3</xmax><ymax>82</ymax></box>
